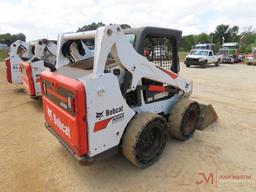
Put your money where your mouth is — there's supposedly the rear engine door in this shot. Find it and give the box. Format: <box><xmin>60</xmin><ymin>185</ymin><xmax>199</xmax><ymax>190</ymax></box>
<box><xmin>41</xmin><ymin>71</ymin><xmax>88</xmax><ymax>157</ymax></box>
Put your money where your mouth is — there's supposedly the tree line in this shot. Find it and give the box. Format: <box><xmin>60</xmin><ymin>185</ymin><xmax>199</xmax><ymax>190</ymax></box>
<box><xmin>0</xmin><ymin>33</ymin><xmax>26</xmax><ymax>46</ymax></box>
<box><xmin>78</xmin><ymin>23</ymin><xmax>256</xmax><ymax>54</ymax></box>
<box><xmin>180</xmin><ymin>25</ymin><xmax>256</xmax><ymax>53</ymax></box>
<box><xmin>0</xmin><ymin>23</ymin><xmax>255</xmax><ymax>54</ymax></box>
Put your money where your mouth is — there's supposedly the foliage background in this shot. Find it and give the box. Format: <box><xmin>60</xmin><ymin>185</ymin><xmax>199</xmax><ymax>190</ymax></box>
<box><xmin>0</xmin><ymin>23</ymin><xmax>255</xmax><ymax>60</ymax></box>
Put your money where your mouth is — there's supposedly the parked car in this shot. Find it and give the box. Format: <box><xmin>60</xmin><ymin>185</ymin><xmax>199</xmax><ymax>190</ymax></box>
<box><xmin>185</xmin><ymin>49</ymin><xmax>222</xmax><ymax>68</ymax></box>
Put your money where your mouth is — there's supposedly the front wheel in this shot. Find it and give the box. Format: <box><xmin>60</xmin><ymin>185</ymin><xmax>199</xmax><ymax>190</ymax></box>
<box><xmin>201</xmin><ymin>61</ymin><xmax>208</xmax><ymax>68</ymax></box>
<box><xmin>122</xmin><ymin>112</ymin><xmax>168</xmax><ymax>168</ymax></box>
<box><xmin>215</xmin><ymin>59</ymin><xmax>220</xmax><ymax>67</ymax></box>
<box><xmin>168</xmin><ymin>98</ymin><xmax>200</xmax><ymax>141</ymax></box>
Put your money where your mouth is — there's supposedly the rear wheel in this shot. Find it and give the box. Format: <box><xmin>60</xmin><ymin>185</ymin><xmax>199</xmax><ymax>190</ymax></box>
<box><xmin>186</xmin><ymin>64</ymin><xmax>190</xmax><ymax>67</ymax></box>
<box><xmin>168</xmin><ymin>98</ymin><xmax>200</xmax><ymax>141</ymax></box>
<box><xmin>122</xmin><ymin>112</ymin><xmax>168</xmax><ymax>168</ymax></box>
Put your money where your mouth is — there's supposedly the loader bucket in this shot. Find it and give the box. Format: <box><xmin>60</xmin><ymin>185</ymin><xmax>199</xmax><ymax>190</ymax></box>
<box><xmin>196</xmin><ymin>104</ymin><xmax>218</xmax><ymax>130</ymax></box>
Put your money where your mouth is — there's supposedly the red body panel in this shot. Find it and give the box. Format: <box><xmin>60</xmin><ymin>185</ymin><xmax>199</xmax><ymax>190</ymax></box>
<box><xmin>5</xmin><ymin>58</ymin><xmax>12</xmax><ymax>83</ymax></box>
<box><xmin>20</xmin><ymin>61</ymin><xmax>35</xmax><ymax>96</ymax></box>
<box><xmin>40</xmin><ymin>71</ymin><xmax>88</xmax><ymax>157</ymax></box>
<box><xmin>148</xmin><ymin>85</ymin><xmax>166</xmax><ymax>92</ymax></box>
<box><xmin>155</xmin><ymin>66</ymin><xmax>177</xmax><ymax>79</ymax></box>
<box><xmin>93</xmin><ymin>117</ymin><xmax>112</xmax><ymax>132</ymax></box>
<box><xmin>158</xmin><ymin>67</ymin><xmax>177</xmax><ymax>79</ymax></box>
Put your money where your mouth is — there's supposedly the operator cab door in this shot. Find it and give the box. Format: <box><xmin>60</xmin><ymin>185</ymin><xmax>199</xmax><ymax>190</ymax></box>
<box><xmin>142</xmin><ymin>35</ymin><xmax>178</xmax><ymax>104</ymax></box>
<box><xmin>123</xmin><ymin>28</ymin><xmax>181</xmax><ymax>108</ymax></box>
<box><xmin>144</xmin><ymin>36</ymin><xmax>173</xmax><ymax>71</ymax></box>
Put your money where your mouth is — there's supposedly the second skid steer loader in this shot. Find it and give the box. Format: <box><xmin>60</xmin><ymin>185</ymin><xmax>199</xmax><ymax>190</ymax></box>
<box><xmin>40</xmin><ymin>25</ymin><xmax>217</xmax><ymax>168</ymax></box>
<box><xmin>5</xmin><ymin>40</ymin><xmax>32</xmax><ymax>84</ymax></box>
<box><xmin>20</xmin><ymin>39</ymin><xmax>57</xmax><ymax>97</ymax></box>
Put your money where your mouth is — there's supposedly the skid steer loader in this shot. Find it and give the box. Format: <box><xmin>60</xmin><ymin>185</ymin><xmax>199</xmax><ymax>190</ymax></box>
<box><xmin>5</xmin><ymin>40</ymin><xmax>32</xmax><ymax>84</ymax></box>
<box><xmin>20</xmin><ymin>39</ymin><xmax>57</xmax><ymax>97</ymax></box>
<box><xmin>40</xmin><ymin>25</ymin><xmax>217</xmax><ymax>168</ymax></box>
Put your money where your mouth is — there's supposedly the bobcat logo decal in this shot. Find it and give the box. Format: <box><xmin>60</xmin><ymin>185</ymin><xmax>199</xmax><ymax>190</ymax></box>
<box><xmin>96</xmin><ymin>111</ymin><xmax>104</xmax><ymax>118</ymax></box>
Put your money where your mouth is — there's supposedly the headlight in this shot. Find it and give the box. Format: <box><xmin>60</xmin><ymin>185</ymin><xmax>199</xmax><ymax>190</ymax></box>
<box><xmin>199</xmin><ymin>58</ymin><xmax>204</xmax><ymax>61</ymax></box>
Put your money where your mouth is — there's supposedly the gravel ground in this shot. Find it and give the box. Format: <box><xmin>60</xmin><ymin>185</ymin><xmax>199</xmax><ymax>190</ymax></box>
<box><xmin>0</xmin><ymin>62</ymin><xmax>255</xmax><ymax>192</ymax></box>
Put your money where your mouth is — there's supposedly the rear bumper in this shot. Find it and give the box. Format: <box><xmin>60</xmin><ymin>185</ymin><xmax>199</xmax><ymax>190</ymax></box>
<box><xmin>45</xmin><ymin>121</ymin><xmax>90</xmax><ymax>162</ymax></box>
<box><xmin>45</xmin><ymin>121</ymin><xmax>118</xmax><ymax>164</ymax></box>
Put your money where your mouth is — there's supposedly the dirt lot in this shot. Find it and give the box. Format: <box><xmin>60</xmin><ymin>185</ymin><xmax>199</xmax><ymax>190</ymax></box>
<box><xmin>0</xmin><ymin>62</ymin><xmax>255</xmax><ymax>192</ymax></box>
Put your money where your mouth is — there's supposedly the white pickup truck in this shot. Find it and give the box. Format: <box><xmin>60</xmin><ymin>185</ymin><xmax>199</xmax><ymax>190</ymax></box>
<box><xmin>185</xmin><ymin>49</ymin><xmax>222</xmax><ymax>68</ymax></box>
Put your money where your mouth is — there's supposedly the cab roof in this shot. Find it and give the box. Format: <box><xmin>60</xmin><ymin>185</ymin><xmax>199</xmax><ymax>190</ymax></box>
<box><xmin>124</xmin><ymin>26</ymin><xmax>182</xmax><ymax>42</ymax></box>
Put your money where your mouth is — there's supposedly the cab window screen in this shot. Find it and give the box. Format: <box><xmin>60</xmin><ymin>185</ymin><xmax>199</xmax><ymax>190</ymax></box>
<box><xmin>144</xmin><ymin>36</ymin><xmax>174</xmax><ymax>71</ymax></box>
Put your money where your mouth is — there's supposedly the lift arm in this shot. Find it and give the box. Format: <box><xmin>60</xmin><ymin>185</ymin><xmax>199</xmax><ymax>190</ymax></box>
<box><xmin>59</xmin><ymin>25</ymin><xmax>192</xmax><ymax>97</ymax></box>
<box><xmin>93</xmin><ymin>25</ymin><xmax>192</xmax><ymax>97</ymax></box>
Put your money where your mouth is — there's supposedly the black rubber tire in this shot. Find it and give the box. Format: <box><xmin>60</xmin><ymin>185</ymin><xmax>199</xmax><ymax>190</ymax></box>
<box><xmin>122</xmin><ymin>112</ymin><xmax>168</xmax><ymax>168</ymax></box>
<box><xmin>168</xmin><ymin>98</ymin><xmax>200</xmax><ymax>141</ymax></box>
<box><xmin>185</xmin><ymin>64</ymin><xmax>190</xmax><ymax>67</ymax></box>
<box><xmin>215</xmin><ymin>59</ymin><xmax>220</xmax><ymax>67</ymax></box>
<box><xmin>201</xmin><ymin>61</ymin><xmax>207</xmax><ymax>68</ymax></box>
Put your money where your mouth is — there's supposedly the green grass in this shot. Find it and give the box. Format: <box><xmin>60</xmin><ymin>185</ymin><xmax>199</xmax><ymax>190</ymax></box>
<box><xmin>0</xmin><ymin>50</ymin><xmax>8</xmax><ymax>61</ymax></box>
<box><xmin>179</xmin><ymin>52</ymin><xmax>189</xmax><ymax>62</ymax></box>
